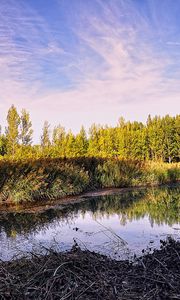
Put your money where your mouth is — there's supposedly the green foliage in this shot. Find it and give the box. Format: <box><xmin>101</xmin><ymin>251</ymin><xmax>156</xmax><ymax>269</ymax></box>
<box><xmin>52</xmin><ymin>124</ymin><xmax>66</xmax><ymax>157</ymax></box>
<box><xmin>94</xmin><ymin>160</ymin><xmax>142</xmax><ymax>187</ymax></box>
<box><xmin>6</xmin><ymin>105</ymin><xmax>20</xmax><ymax>156</ymax></box>
<box><xmin>74</xmin><ymin>126</ymin><xmax>88</xmax><ymax>157</ymax></box>
<box><xmin>0</xmin><ymin>185</ymin><xmax>179</xmax><ymax>237</ymax></box>
<box><xmin>0</xmin><ymin>158</ymin><xmax>179</xmax><ymax>204</ymax></box>
<box><xmin>0</xmin><ymin>106</ymin><xmax>179</xmax><ymax>204</ymax></box>
<box><xmin>0</xmin><ymin>134</ymin><xmax>7</xmax><ymax>156</ymax></box>
<box><xmin>20</xmin><ymin>109</ymin><xmax>33</xmax><ymax>146</ymax></box>
<box><xmin>0</xmin><ymin>105</ymin><xmax>179</xmax><ymax>162</ymax></box>
<box><xmin>41</xmin><ymin>121</ymin><xmax>51</xmax><ymax>149</ymax></box>
<box><xmin>0</xmin><ymin>158</ymin><xmax>90</xmax><ymax>203</ymax></box>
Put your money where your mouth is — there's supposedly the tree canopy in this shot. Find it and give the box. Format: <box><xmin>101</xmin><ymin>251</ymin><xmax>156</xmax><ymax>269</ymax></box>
<box><xmin>0</xmin><ymin>105</ymin><xmax>179</xmax><ymax>162</ymax></box>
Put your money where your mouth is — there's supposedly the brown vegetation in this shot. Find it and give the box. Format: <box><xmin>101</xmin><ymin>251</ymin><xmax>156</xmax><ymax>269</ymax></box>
<box><xmin>0</xmin><ymin>238</ymin><xmax>179</xmax><ymax>299</ymax></box>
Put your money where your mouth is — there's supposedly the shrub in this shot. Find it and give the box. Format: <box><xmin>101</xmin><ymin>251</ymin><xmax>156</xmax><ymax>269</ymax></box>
<box><xmin>0</xmin><ymin>158</ymin><xmax>179</xmax><ymax>204</ymax></box>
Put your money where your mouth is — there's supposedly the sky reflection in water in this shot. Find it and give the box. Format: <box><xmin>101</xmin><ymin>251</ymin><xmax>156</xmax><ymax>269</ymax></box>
<box><xmin>0</xmin><ymin>185</ymin><xmax>179</xmax><ymax>261</ymax></box>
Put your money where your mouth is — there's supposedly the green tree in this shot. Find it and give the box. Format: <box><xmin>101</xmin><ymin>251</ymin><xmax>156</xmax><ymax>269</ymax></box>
<box><xmin>20</xmin><ymin>109</ymin><xmax>33</xmax><ymax>146</ymax></box>
<box><xmin>64</xmin><ymin>130</ymin><xmax>75</xmax><ymax>157</ymax></box>
<box><xmin>88</xmin><ymin>124</ymin><xmax>101</xmax><ymax>156</ymax></box>
<box><xmin>147</xmin><ymin>116</ymin><xmax>164</xmax><ymax>161</ymax></box>
<box><xmin>174</xmin><ymin>115</ymin><xmax>180</xmax><ymax>161</ymax></box>
<box><xmin>6</xmin><ymin>105</ymin><xmax>20</xmax><ymax>156</ymax></box>
<box><xmin>74</xmin><ymin>126</ymin><xmax>88</xmax><ymax>156</ymax></box>
<box><xmin>116</xmin><ymin>118</ymin><xmax>126</xmax><ymax>158</ymax></box>
<box><xmin>41</xmin><ymin>121</ymin><xmax>51</xmax><ymax>149</ymax></box>
<box><xmin>52</xmin><ymin>125</ymin><xmax>66</xmax><ymax>156</ymax></box>
<box><xmin>0</xmin><ymin>125</ymin><xmax>7</xmax><ymax>156</ymax></box>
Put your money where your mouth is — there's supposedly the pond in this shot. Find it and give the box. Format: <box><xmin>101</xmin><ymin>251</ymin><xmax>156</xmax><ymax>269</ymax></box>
<box><xmin>0</xmin><ymin>184</ymin><xmax>179</xmax><ymax>261</ymax></box>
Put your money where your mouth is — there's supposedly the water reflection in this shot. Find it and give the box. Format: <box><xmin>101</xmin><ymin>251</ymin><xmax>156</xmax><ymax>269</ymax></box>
<box><xmin>0</xmin><ymin>184</ymin><xmax>179</xmax><ymax>260</ymax></box>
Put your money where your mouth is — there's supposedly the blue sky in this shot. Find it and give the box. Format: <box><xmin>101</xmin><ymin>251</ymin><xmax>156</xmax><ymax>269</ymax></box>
<box><xmin>0</xmin><ymin>0</ymin><xmax>180</xmax><ymax>142</ymax></box>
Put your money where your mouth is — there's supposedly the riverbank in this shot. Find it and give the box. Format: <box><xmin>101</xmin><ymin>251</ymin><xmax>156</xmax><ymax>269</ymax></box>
<box><xmin>0</xmin><ymin>185</ymin><xmax>148</xmax><ymax>213</ymax></box>
<box><xmin>0</xmin><ymin>182</ymin><xmax>179</xmax><ymax>214</ymax></box>
<box><xmin>0</xmin><ymin>238</ymin><xmax>179</xmax><ymax>300</ymax></box>
<box><xmin>0</xmin><ymin>158</ymin><xmax>179</xmax><ymax>205</ymax></box>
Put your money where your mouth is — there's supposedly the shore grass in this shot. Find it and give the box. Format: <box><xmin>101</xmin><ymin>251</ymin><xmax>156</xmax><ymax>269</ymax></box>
<box><xmin>0</xmin><ymin>158</ymin><xmax>179</xmax><ymax>204</ymax></box>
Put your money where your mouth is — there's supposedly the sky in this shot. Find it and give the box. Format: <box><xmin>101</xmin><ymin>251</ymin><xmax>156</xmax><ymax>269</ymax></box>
<box><xmin>0</xmin><ymin>0</ymin><xmax>180</xmax><ymax>142</ymax></box>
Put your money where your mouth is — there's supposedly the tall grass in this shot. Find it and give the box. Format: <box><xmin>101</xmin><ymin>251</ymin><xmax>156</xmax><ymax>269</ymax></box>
<box><xmin>0</xmin><ymin>158</ymin><xmax>179</xmax><ymax>204</ymax></box>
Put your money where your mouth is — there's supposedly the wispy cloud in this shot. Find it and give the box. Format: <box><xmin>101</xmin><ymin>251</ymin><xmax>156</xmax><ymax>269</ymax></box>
<box><xmin>0</xmin><ymin>0</ymin><xmax>64</xmax><ymax>98</ymax></box>
<box><xmin>0</xmin><ymin>0</ymin><xmax>179</xmax><ymax>140</ymax></box>
<box><xmin>166</xmin><ymin>41</ymin><xmax>180</xmax><ymax>46</ymax></box>
<box><xmin>35</xmin><ymin>0</ymin><xmax>180</xmax><ymax>113</ymax></box>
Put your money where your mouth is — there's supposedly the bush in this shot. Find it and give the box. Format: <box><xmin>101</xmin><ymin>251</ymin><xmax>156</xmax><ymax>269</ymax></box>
<box><xmin>0</xmin><ymin>158</ymin><xmax>179</xmax><ymax>204</ymax></box>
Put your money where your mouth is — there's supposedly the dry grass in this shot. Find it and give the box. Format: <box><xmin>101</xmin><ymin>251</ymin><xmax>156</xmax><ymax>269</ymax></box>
<box><xmin>0</xmin><ymin>238</ymin><xmax>179</xmax><ymax>299</ymax></box>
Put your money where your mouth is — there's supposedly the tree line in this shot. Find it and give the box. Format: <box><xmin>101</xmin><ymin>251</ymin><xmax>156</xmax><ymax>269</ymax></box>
<box><xmin>0</xmin><ymin>105</ymin><xmax>179</xmax><ymax>162</ymax></box>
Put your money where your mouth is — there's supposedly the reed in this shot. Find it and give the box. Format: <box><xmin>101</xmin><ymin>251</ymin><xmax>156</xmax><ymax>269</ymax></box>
<box><xmin>0</xmin><ymin>158</ymin><xmax>179</xmax><ymax>203</ymax></box>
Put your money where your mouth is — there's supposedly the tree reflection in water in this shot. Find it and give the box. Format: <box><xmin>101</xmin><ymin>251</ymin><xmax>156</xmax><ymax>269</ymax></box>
<box><xmin>0</xmin><ymin>185</ymin><xmax>179</xmax><ymax>239</ymax></box>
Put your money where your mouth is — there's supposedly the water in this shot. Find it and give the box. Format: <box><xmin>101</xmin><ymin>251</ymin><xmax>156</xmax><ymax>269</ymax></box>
<box><xmin>0</xmin><ymin>184</ymin><xmax>179</xmax><ymax>261</ymax></box>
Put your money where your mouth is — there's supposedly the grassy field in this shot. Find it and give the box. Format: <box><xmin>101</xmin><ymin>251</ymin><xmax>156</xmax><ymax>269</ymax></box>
<box><xmin>0</xmin><ymin>158</ymin><xmax>179</xmax><ymax>204</ymax></box>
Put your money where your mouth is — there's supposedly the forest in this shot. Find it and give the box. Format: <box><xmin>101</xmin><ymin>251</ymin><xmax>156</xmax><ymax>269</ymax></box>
<box><xmin>0</xmin><ymin>105</ymin><xmax>179</xmax><ymax>204</ymax></box>
<box><xmin>0</xmin><ymin>105</ymin><xmax>179</xmax><ymax>162</ymax></box>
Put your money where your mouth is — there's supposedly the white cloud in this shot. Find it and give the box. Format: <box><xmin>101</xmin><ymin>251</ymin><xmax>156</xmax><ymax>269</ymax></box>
<box><xmin>0</xmin><ymin>0</ymin><xmax>179</xmax><ymax>142</ymax></box>
<box><xmin>33</xmin><ymin>0</ymin><xmax>180</xmax><ymax>112</ymax></box>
